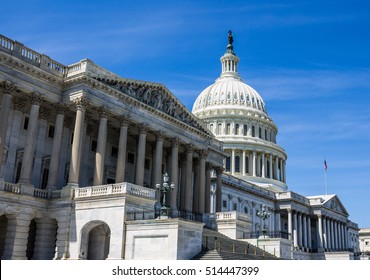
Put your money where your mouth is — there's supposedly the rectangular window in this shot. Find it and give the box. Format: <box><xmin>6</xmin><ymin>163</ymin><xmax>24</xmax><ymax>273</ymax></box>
<box><xmin>23</xmin><ymin>116</ymin><xmax>29</xmax><ymax>130</ymax></box>
<box><xmin>48</xmin><ymin>124</ymin><xmax>55</xmax><ymax>138</ymax></box>
<box><xmin>111</xmin><ymin>145</ymin><xmax>118</xmax><ymax>158</ymax></box>
<box><xmin>232</xmin><ymin>203</ymin><xmax>237</xmax><ymax>211</ymax></box>
<box><xmin>222</xmin><ymin>200</ymin><xmax>227</xmax><ymax>208</ymax></box>
<box><xmin>127</xmin><ymin>152</ymin><xmax>135</xmax><ymax>164</ymax></box>
<box><xmin>144</xmin><ymin>158</ymin><xmax>151</xmax><ymax>170</ymax></box>
<box><xmin>91</xmin><ymin>139</ymin><xmax>97</xmax><ymax>152</ymax></box>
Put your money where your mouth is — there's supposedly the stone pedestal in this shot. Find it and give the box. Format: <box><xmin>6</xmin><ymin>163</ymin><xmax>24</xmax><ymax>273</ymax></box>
<box><xmin>215</xmin><ymin>211</ymin><xmax>251</xmax><ymax>239</ymax></box>
<box><xmin>125</xmin><ymin>218</ymin><xmax>204</xmax><ymax>260</ymax></box>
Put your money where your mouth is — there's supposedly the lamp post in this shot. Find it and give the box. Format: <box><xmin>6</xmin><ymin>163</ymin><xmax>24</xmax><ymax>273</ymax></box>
<box><xmin>156</xmin><ymin>172</ymin><xmax>175</xmax><ymax>218</ymax></box>
<box><xmin>257</xmin><ymin>205</ymin><xmax>270</xmax><ymax>238</ymax></box>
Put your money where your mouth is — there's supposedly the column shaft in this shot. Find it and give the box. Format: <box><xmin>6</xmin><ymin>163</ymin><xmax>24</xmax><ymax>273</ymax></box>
<box><xmin>19</xmin><ymin>99</ymin><xmax>41</xmax><ymax>185</ymax></box>
<box><xmin>215</xmin><ymin>167</ymin><xmax>223</xmax><ymax>212</ymax></box>
<box><xmin>154</xmin><ymin>133</ymin><xmax>164</xmax><ymax>201</ymax></box>
<box><xmin>135</xmin><ymin>128</ymin><xmax>147</xmax><ymax>186</ymax></box>
<box><xmin>47</xmin><ymin>109</ymin><xmax>65</xmax><ymax>189</ymax></box>
<box><xmin>115</xmin><ymin>121</ymin><xmax>128</xmax><ymax>183</ymax></box>
<box><xmin>0</xmin><ymin>93</ymin><xmax>12</xmax><ymax>174</ymax></box>
<box><xmin>170</xmin><ymin>139</ymin><xmax>179</xmax><ymax>212</ymax></box>
<box><xmin>198</xmin><ymin>150</ymin><xmax>207</xmax><ymax>214</ymax></box>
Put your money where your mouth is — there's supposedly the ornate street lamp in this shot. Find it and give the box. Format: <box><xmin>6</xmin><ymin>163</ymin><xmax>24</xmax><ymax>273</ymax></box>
<box><xmin>257</xmin><ymin>205</ymin><xmax>270</xmax><ymax>237</ymax></box>
<box><xmin>156</xmin><ymin>172</ymin><xmax>175</xmax><ymax>218</ymax></box>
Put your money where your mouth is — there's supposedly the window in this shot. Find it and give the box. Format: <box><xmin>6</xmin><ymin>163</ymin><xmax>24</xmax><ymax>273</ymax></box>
<box><xmin>222</xmin><ymin>200</ymin><xmax>227</xmax><ymax>208</ymax></box>
<box><xmin>144</xmin><ymin>158</ymin><xmax>151</xmax><ymax>170</ymax></box>
<box><xmin>259</xmin><ymin>127</ymin><xmax>262</xmax><ymax>138</ymax></box>
<box><xmin>217</xmin><ymin>123</ymin><xmax>222</xmax><ymax>135</ymax></box>
<box><xmin>366</xmin><ymin>241</ymin><xmax>369</xmax><ymax>246</ymax></box>
<box><xmin>23</xmin><ymin>116</ymin><xmax>29</xmax><ymax>130</ymax></box>
<box><xmin>235</xmin><ymin>124</ymin><xmax>239</xmax><ymax>135</ymax></box>
<box><xmin>245</xmin><ymin>156</ymin><xmax>249</xmax><ymax>173</ymax></box>
<box><xmin>265</xmin><ymin>129</ymin><xmax>267</xmax><ymax>140</ymax></box>
<box><xmin>243</xmin><ymin>124</ymin><xmax>248</xmax><ymax>136</ymax></box>
<box><xmin>226</xmin><ymin>123</ymin><xmax>230</xmax><ymax>134</ymax></box>
<box><xmin>244</xmin><ymin>206</ymin><xmax>248</xmax><ymax>214</ymax></box>
<box><xmin>48</xmin><ymin>124</ymin><xmax>55</xmax><ymax>138</ymax></box>
<box><xmin>232</xmin><ymin>203</ymin><xmax>237</xmax><ymax>211</ymax></box>
<box><xmin>111</xmin><ymin>145</ymin><xmax>118</xmax><ymax>158</ymax></box>
<box><xmin>127</xmin><ymin>152</ymin><xmax>135</xmax><ymax>164</ymax></box>
<box><xmin>209</xmin><ymin>123</ymin><xmax>214</xmax><ymax>134</ymax></box>
<box><xmin>235</xmin><ymin>155</ymin><xmax>240</xmax><ymax>173</ymax></box>
<box><xmin>225</xmin><ymin>156</ymin><xmax>231</xmax><ymax>172</ymax></box>
<box><xmin>252</xmin><ymin>126</ymin><xmax>255</xmax><ymax>137</ymax></box>
<box><xmin>91</xmin><ymin>139</ymin><xmax>97</xmax><ymax>152</ymax></box>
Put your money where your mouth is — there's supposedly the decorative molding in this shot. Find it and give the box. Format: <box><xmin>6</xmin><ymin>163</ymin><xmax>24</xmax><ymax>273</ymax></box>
<box><xmin>0</xmin><ymin>81</ymin><xmax>17</xmax><ymax>96</ymax></box>
<box><xmin>98</xmin><ymin>106</ymin><xmax>111</xmax><ymax>119</ymax></box>
<box><xmin>29</xmin><ymin>92</ymin><xmax>44</xmax><ymax>106</ymax></box>
<box><xmin>13</xmin><ymin>97</ymin><xmax>25</xmax><ymax>111</ymax></box>
<box><xmin>39</xmin><ymin>107</ymin><xmax>50</xmax><ymax>121</ymax></box>
<box><xmin>55</xmin><ymin>103</ymin><xmax>67</xmax><ymax>114</ymax></box>
<box><xmin>72</xmin><ymin>96</ymin><xmax>89</xmax><ymax>110</ymax></box>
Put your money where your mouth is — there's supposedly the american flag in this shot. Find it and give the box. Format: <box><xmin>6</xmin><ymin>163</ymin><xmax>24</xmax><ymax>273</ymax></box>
<box><xmin>324</xmin><ymin>159</ymin><xmax>328</xmax><ymax>171</ymax></box>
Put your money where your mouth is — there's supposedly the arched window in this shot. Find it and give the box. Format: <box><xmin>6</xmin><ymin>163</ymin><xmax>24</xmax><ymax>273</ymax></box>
<box><xmin>259</xmin><ymin>127</ymin><xmax>262</xmax><ymax>138</ymax></box>
<box><xmin>225</xmin><ymin>156</ymin><xmax>231</xmax><ymax>172</ymax></box>
<box><xmin>243</xmin><ymin>124</ymin><xmax>248</xmax><ymax>136</ymax></box>
<box><xmin>265</xmin><ymin>129</ymin><xmax>267</xmax><ymax>140</ymax></box>
<box><xmin>226</xmin><ymin>123</ymin><xmax>231</xmax><ymax>134</ymax></box>
<box><xmin>218</xmin><ymin>123</ymin><xmax>222</xmax><ymax>135</ymax></box>
<box><xmin>245</xmin><ymin>156</ymin><xmax>249</xmax><ymax>174</ymax></box>
<box><xmin>209</xmin><ymin>124</ymin><xmax>214</xmax><ymax>134</ymax></box>
<box><xmin>235</xmin><ymin>155</ymin><xmax>240</xmax><ymax>173</ymax></box>
<box><xmin>235</xmin><ymin>124</ymin><xmax>239</xmax><ymax>135</ymax></box>
<box><xmin>252</xmin><ymin>126</ymin><xmax>255</xmax><ymax>137</ymax></box>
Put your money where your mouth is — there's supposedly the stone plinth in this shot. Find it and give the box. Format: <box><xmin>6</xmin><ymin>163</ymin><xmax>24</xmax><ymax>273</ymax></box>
<box><xmin>215</xmin><ymin>211</ymin><xmax>251</xmax><ymax>239</ymax></box>
<box><xmin>125</xmin><ymin>218</ymin><xmax>204</xmax><ymax>260</ymax></box>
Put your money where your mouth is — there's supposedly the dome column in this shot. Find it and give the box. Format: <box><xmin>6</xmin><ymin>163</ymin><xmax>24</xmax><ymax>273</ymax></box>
<box><xmin>261</xmin><ymin>153</ymin><xmax>265</xmax><ymax>178</ymax></box>
<box><xmin>269</xmin><ymin>154</ymin><xmax>273</xmax><ymax>179</ymax></box>
<box><xmin>252</xmin><ymin>151</ymin><xmax>257</xmax><ymax>176</ymax></box>
<box><xmin>231</xmin><ymin>149</ymin><xmax>235</xmax><ymax>175</ymax></box>
<box><xmin>242</xmin><ymin>150</ymin><xmax>246</xmax><ymax>176</ymax></box>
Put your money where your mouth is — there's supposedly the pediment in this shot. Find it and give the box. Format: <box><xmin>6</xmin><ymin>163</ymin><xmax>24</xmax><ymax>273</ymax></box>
<box><xmin>323</xmin><ymin>195</ymin><xmax>349</xmax><ymax>216</ymax></box>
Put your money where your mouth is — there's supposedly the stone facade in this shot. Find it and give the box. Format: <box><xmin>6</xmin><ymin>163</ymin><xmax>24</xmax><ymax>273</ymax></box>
<box><xmin>0</xmin><ymin>33</ymin><xmax>361</xmax><ymax>260</ymax></box>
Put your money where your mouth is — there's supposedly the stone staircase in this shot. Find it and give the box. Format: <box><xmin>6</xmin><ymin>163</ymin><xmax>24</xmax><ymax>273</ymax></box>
<box><xmin>192</xmin><ymin>228</ymin><xmax>279</xmax><ymax>260</ymax></box>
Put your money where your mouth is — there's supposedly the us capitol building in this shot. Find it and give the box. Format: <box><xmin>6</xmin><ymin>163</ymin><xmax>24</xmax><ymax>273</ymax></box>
<box><xmin>0</xmin><ymin>32</ymin><xmax>361</xmax><ymax>260</ymax></box>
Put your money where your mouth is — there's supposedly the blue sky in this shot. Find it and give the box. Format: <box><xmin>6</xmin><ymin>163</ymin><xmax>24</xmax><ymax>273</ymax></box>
<box><xmin>2</xmin><ymin>0</ymin><xmax>370</xmax><ymax>228</ymax></box>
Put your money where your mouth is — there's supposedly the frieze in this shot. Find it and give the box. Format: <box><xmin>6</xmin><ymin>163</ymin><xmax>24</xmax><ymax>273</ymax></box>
<box><xmin>94</xmin><ymin>77</ymin><xmax>208</xmax><ymax>134</ymax></box>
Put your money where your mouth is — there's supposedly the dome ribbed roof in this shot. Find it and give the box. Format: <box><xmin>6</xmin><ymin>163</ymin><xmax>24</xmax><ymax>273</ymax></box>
<box><xmin>192</xmin><ymin>32</ymin><xmax>268</xmax><ymax>117</ymax></box>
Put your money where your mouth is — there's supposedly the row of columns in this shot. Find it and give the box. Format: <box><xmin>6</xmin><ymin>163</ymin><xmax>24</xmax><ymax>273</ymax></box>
<box><xmin>0</xmin><ymin>88</ymin><xmax>223</xmax><ymax>215</ymax></box>
<box><xmin>286</xmin><ymin>209</ymin><xmax>349</xmax><ymax>252</ymax></box>
<box><xmin>227</xmin><ymin>149</ymin><xmax>286</xmax><ymax>183</ymax></box>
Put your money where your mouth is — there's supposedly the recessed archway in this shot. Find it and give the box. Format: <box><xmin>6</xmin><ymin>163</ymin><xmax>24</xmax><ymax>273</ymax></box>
<box><xmin>80</xmin><ymin>221</ymin><xmax>110</xmax><ymax>260</ymax></box>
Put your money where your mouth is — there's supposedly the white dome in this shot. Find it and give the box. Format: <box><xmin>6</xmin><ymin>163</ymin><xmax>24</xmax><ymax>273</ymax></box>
<box><xmin>192</xmin><ymin>31</ymin><xmax>287</xmax><ymax>192</ymax></box>
<box><xmin>192</xmin><ymin>76</ymin><xmax>268</xmax><ymax>116</ymax></box>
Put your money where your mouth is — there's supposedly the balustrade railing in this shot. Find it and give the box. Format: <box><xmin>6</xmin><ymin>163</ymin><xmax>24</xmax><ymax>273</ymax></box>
<box><xmin>74</xmin><ymin>182</ymin><xmax>156</xmax><ymax>199</ymax></box>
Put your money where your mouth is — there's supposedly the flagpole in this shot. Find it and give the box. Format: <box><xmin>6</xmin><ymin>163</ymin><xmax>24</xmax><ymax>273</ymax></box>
<box><xmin>324</xmin><ymin>158</ymin><xmax>328</xmax><ymax>195</ymax></box>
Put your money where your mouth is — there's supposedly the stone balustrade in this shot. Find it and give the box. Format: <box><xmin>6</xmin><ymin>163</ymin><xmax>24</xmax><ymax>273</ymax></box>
<box><xmin>0</xmin><ymin>180</ymin><xmax>62</xmax><ymax>199</ymax></box>
<box><xmin>276</xmin><ymin>191</ymin><xmax>310</xmax><ymax>204</ymax></box>
<box><xmin>74</xmin><ymin>182</ymin><xmax>156</xmax><ymax>199</ymax></box>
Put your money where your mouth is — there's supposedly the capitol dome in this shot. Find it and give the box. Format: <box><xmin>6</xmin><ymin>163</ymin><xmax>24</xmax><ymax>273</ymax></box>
<box><xmin>192</xmin><ymin>31</ymin><xmax>288</xmax><ymax>192</ymax></box>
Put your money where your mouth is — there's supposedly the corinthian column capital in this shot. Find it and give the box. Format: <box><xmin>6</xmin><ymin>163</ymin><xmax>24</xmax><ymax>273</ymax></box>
<box><xmin>72</xmin><ymin>96</ymin><xmax>89</xmax><ymax>110</ymax></box>
<box><xmin>0</xmin><ymin>81</ymin><xmax>17</xmax><ymax>95</ymax></box>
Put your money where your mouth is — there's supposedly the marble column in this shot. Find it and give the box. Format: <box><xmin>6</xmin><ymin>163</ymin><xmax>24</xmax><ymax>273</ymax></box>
<box><xmin>317</xmin><ymin>215</ymin><xmax>323</xmax><ymax>250</ymax></box>
<box><xmin>261</xmin><ymin>153</ymin><xmax>265</xmax><ymax>178</ymax></box>
<box><xmin>154</xmin><ymin>131</ymin><xmax>165</xmax><ymax>201</ymax></box>
<box><xmin>335</xmin><ymin>221</ymin><xmax>339</xmax><ymax>250</ymax></box>
<box><xmin>231</xmin><ymin>149</ymin><xmax>235</xmax><ymax>175</ymax></box>
<box><xmin>275</xmin><ymin>211</ymin><xmax>281</xmax><ymax>232</ymax></box>
<box><xmin>322</xmin><ymin>217</ymin><xmax>327</xmax><ymax>250</ymax></box>
<box><xmin>307</xmin><ymin>217</ymin><xmax>312</xmax><ymax>250</ymax></box>
<box><xmin>303</xmin><ymin>215</ymin><xmax>307</xmax><ymax>250</ymax></box>
<box><xmin>287</xmin><ymin>209</ymin><xmax>292</xmax><ymax>241</ymax></box>
<box><xmin>68</xmin><ymin>97</ymin><xmax>88</xmax><ymax>186</ymax></box>
<box><xmin>198</xmin><ymin>149</ymin><xmax>208</xmax><ymax>214</ymax></box>
<box><xmin>47</xmin><ymin>103</ymin><xmax>66</xmax><ymax>189</ymax></box>
<box><xmin>0</xmin><ymin>81</ymin><xmax>16</xmax><ymax>176</ymax></box>
<box><xmin>252</xmin><ymin>151</ymin><xmax>256</xmax><ymax>176</ymax></box>
<box><xmin>269</xmin><ymin>154</ymin><xmax>273</xmax><ymax>179</ymax></box>
<box><xmin>170</xmin><ymin>138</ymin><xmax>179</xmax><ymax>212</ymax></box>
<box><xmin>330</xmin><ymin>220</ymin><xmax>335</xmax><ymax>250</ymax></box>
<box><xmin>205</xmin><ymin>163</ymin><xmax>212</xmax><ymax>213</ymax></box>
<box><xmin>93</xmin><ymin>107</ymin><xmax>110</xmax><ymax>186</ymax></box>
<box><xmin>275</xmin><ymin>157</ymin><xmax>279</xmax><ymax>180</ymax></box>
<box><xmin>293</xmin><ymin>211</ymin><xmax>298</xmax><ymax>248</ymax></box>
<box><xmin>242</xmin><ymin>150</ymin><xmax>246</xmax><ymax>176</ymax></box>
<box><xmin>298</xmin><ymin>213</ymin><xmax>303</xmax><ymax>248</ymax></box>
<box><xmin>215</xmin><ymin>166</ymin><xmax>223</xmax><ymax>212</ymax></box>
<box><xmin>19</xmin><ymin>93</ymin><xmax>43</xmax><ymax>185</ymax></box>
<box><xmin>135</xmin><ymin>125</ymin><xmax>147</xmax><ymax>186</ymax></box>
<box><xmin>184</xmin><ymin>144</ymin><xmax>194</xmax><ymax>213</ymax></box>
<box><xmin>279</xmin><ymin>158</ymin><xmax>283</xmax><ymax>182</ymax></box>
<box><xmin>115</xmin><ymin>117</ymin><xmax>129</xmax><ymax>183</ymax></box>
